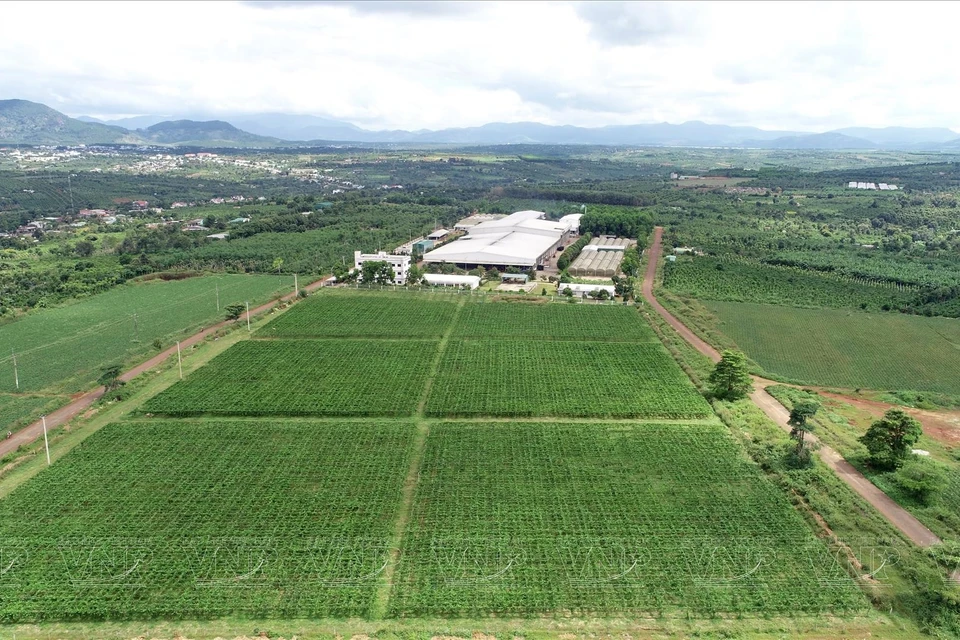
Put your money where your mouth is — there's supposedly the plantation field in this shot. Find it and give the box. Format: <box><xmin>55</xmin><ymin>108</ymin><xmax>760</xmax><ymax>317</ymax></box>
<box><xmin>426</xmin><ymin>340</ymin><xmax>711</xmax><ymax>418</ymax></box>
<box><xmin>143</xmin><ymin>339</ymin><xmax>435</xmax><ymax>416</ymax></box>
<box><xmin>0</xmin><ymin>274</ymin><xmax>293</xmax><ymax>395</ymax></box>
<box><xmin>258</xmin><ymin>292</ymin><xmax>459</xmax><ymax>338</ymax></box>
<box><xmin>0</xmin><ymin>419</ymin><xmax>415</xmax><ymax>620</ymax></box>
<box><xmin>708</xmin><ymin>301</ymin><xmax>960</xmax><ymax>395</ymax></box>
<box><xmin>0</xmin><ymin>394</ymin><xmax>66</xmax><ymax>434</ymax></box>
<box><xmin>663</xmin><ymin>256</ymin><xmax>915</xmax><ymax>313</ymax></box>
<box><xmin>453</xmin><ymin>301</ymin><xmax>658</xmax><ymax>342</ymax></box>
<box><xmin>390</xmin><ymin>422</ymin><xmax>864</xmax><ymax>616</ymax></box>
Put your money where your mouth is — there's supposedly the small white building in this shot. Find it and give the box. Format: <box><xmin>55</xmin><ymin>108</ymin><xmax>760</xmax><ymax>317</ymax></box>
<box><xmin>428</xmin><ymin>229</ymin><xmax>450</xmax><ymax>240</ymax></box>
<box><xmin>558</xmin><ymin>283</ymin><xmax>617</xmax><ymax>298</ymax></box>
<box><xmin>423</xmin><ymin>274</ymin><xmax>480</xmax><ymax>289</ymax></box>
<box><xmin>354</xmin><ymin>250</ymin><xmax>411</xmax><ymax>285</ymax></box>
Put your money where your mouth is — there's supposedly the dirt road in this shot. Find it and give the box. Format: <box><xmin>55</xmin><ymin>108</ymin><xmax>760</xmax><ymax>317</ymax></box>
<box><xmin>0</xmin><ymin>276</ymin><xmax>331</xmax><ymax>461</ymax></box>
<box><xmin>642</xmin><ymin>227</ymin><xmax>941</xmax><ymax>547</ymax></box>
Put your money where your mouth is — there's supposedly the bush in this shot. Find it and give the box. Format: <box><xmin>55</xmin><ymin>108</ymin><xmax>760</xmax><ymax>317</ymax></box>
<box><xmin>895</xmin><ymin>456</ymin><xmax>946</xmax><ymax>505</ymax></box>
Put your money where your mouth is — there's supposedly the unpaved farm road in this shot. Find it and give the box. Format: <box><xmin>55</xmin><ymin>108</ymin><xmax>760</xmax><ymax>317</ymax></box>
<box><xmin>643</xmin><ymin>226</ymin><xmax>941</xmax><ymax>548</ymax></box>
<box><xmin>0</xmin><ymin>276</ymin><xmax>331</xmax><ymax>461</ymax></box>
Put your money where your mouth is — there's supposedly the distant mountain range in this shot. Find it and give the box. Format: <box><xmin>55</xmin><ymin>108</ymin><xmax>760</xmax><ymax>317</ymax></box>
<box><xmin>3</xmin><ymin>99</ymin><xmax>960</xmax><ymax>150</ymax></box>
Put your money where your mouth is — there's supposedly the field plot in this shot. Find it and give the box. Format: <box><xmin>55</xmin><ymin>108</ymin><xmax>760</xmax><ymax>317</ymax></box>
<box><xmin>144</xmin><ymin>339</ymin><xmax>435</xmax><ymax>416</ymax></box>
<box><xmin>390</xmin><ymin>422</ymin><xmax>863</xmax><ymax>617</ymax></box>
<box><xmin>454</xmin><ymin>301</ymin><xmax>657</xmax><ymax>342</ymax></box>
<box><xmin>258</xmin><ymin>292</ymin><xmax>458</xmax><ymax>338</ymax></box>
<box><xmin>0</xmin><ymin>419</ymin><xmax>415</xmax><ymax>621</ymax></box>
<box><xmin>426</xmin><ymin>340</ymin><xmax>711</xmax><ymax>418</ymax></box>
<box><xmin>0</xmin><ymin>394</ymin><xmax>66</xmax><ymax>433</ymax></box>
<box><xmin>0</xmin><ymin>274</ymin><xmax>292</xmax><ymax>395</ymax></box>
<box><xmin>663</xmin><ymin>257</ymin><xmax>914</xmax><ymax>313</ymax></box>
<box><xmin>709</xmin><ymin>302</ymin><xmax>960</xmax><ymax>395</ymax></box>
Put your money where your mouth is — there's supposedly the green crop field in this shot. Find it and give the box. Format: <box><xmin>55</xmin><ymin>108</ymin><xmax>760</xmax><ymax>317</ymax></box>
<box><xmin>426</xmin><ymin>340</ymin><xmax>711</xmax><ymax>418</ymax></box>
<box><xmin>454</xmin><ymin>301</ymin><xmax>658</xmax><ymax>342</ymax></box>
<box><xmin>0</xmin><ymin>419</ymin><xmax>414</xmax><ymax>621</ymax></box>
<box><xmin>390</xmin><ymin>422</ymin><xmax>863</xmax><ymax>616</ymax></box>
<box><xmin>708</xmin><ymin>301</ymin><xmax>960</xmax><ymax>394</ymax></box>
<box><xmin>0</xmin><ymin>394</ymin><xmax>65</xmax><ymax>433</ymax></box>
<box><xmin>663</xmin><ymin>257</ymin><xmax>916</xmax><ymax>312</ymax></box>
<box><xmin>258</xmin><ymin>292</ymin><xmax>459</xmax><ymax>338</ymax></box>
<box><xmin>0</xmin><ymin>274</ymin><xmax>293</xmax><ymax>395</ymax></box>
<box><xmin>143</xmin><ymin>339</ymin><xmax>435</xmax><ymax>416</ymax></box>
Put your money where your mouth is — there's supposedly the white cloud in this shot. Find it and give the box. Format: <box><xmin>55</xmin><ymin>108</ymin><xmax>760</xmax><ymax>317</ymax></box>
<box><xmin>1</xmin><ymin>0</ymin><xmax>959</xmax><ymax>131</ymax></box>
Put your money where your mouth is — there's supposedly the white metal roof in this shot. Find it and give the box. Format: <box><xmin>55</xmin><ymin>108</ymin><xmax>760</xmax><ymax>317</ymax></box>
<box><xmin>422</xmin><ymin>230</ymin><xmax>558</xmax><ymax>266</ymax></box>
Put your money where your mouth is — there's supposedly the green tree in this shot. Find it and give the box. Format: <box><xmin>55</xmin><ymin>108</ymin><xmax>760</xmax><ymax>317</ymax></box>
<box><xmin>74</xmin><ymin>240</ymin><xmax>95</xmax><ymax>257</ymax></box>
<box><xmin>224</xmin><ymin>303</ymin><xmax>245</xmax><ymax>321</ymax></box>
<box><xmin>407</xmin><ymin>264</ymin><xmax>424</xmax><ymax>285</ymax></box>
<box><xmin>708</xmin><ymin>350</ymin><xmax>754</xmax><ymax>400</ymax></box>
<box><xmin>98</xmin><ymin>364</ymin><xmax>124</xmax><ymax>393</ymax></box>
<box><xmin>859</xmin><ymin>409</ymin><xmax>922</xmax><ymax>470</ymax></box>
<box><xmin>361</xmin><ymin>260</ymin><xmax>394</xmax><ymax>284</ymax></box>
<box><xmin>895</xmin><ymin>456</ymin><xmax>945</xmax><ymax>505</ymax></box>
<box><xmin>332</xmin><ymin>263</ymin><xmax>350</xmax><ymax>282</ymax></box>
<box><xmin>272</xmin><ymin>257</ymin><xmax>284</xmax><ymax>274</ymax></box>
<box><xmin>788</xmin><ymin>400</ymin><xmax>819</xmax><ymax>449</ymax></box>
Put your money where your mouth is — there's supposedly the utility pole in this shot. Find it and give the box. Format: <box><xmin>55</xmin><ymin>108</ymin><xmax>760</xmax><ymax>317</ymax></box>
<box><xmin>245</xmin><ymin>301</ymin><xmax>251</xmax><ymax>332</ymax></box>
<box><xmin>216</xmin><ymin>283</ymin><xmax>220</xmax><ymax>312</ymax></box>
<box><xmin>11</xmin><ymin>349</ymin><xmax>18</xmax><ymax>391</ymax></box>
<box><xmin>176</xmin><ymin>341</ymin><xmax>183</xmax><ymax>379</ymax></box>
<box><xmin>294</xmin><ymin>273</ymin><xmax>298</xmax><ymax>293</ymax></box>
<box><xmin>132</xmin><ymin>312</ymin><xmax>140</xmax><ymax>343</ymax></box>
<box><xmin>42</xmin><ymin>415</ymin><xmax>50</xmax><ymax>465</ymax></box>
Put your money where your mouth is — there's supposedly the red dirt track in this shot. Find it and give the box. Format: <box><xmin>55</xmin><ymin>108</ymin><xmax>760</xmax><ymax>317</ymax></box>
<box><xmin>642</xmin><ymin>227</ymin><xmax>941</xmax><ymax>547</ymax></box>
<box><xmin>0</xmin><ymin>276</ymin><xmax>330</xmax><ymax>460</ymax></box>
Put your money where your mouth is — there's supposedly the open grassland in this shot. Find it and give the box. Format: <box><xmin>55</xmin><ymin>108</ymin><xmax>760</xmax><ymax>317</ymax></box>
<box><xmin>0</xmin><ymin>274</ymin><xmax>292</xmax><ymax>395</ymax></box>
<box><xmin>708</xmin><ymin>302</ymin><xmax>960</xmax><ymax>395</ymax></box>
<box><xmin>0</xmin><ymin>419</ymin><xmax>415</xmax><ymax>621</ymax></box>
<box><xmin>454</xmin><ymin>301</ymin><xmax>658</xmax><ymax>341</ymax></box>
<box><xmin>390</xmin><ymin>422</ymin><xmax>864</xmax><ymax>617</ymax></box>
<box><xmin>258</xmin><ymin>291</ymin><xmax>460</xmax><ymax>339</ymax></box>
<box><xmin>426</xmin><ymin>340</ymin><xmax>712</xmax><ymax>418</ymax></box>
<box><xmin>143</xmin><ymin>339</ymin><xmax>435</xmax><ymax>416</ymax></box>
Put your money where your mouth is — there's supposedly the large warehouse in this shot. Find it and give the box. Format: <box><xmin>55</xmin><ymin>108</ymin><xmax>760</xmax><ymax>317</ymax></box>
<box><xmin>422</xmin><ymin>210</ymin><xmax>579</xmax><ymax>269</ymax></box>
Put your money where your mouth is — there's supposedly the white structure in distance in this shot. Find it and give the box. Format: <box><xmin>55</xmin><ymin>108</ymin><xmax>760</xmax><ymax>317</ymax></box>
<box><xmin>423</xmin><ymin>210</ymin><xmax>579</xmax><ymax>269</ymax></box>
<box><xmin>422</xmin><ymin>274</ymin><xmax>481</xmax><ymax>289</ymax></box>
<box><xmin>353</xmin><ymin>250</ymin><xmax>411</xmax><ymax>285</ymax></box>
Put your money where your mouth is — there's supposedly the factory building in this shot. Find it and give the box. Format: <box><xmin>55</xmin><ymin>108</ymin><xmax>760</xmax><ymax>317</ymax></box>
<box><xmin>422</xmin><ymin>210</ymin><xmax>580</xmax><ymax>269</ymax></box>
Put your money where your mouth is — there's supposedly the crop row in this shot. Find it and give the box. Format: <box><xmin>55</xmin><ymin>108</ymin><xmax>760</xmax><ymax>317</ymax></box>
<box><xmin>143</xmin><ymin>339</ymin><xmax>435</xmax><ymax>416</ymax></box>
<box><xmin>453</xmin><ymin>301</ymin><xmax>658</xmax><ymax>342</ymax></box>
<box><xmin>708</xmin><ymin>301</ymin><xmax>960</xmax><ymax>396</ymax></box>
<box><xmin>258</xmin><ymin>292</ymin><xmax>459</xmax><ymax>339</ymax></box>
<box><xmin>389</xmin><ymin>422</ymin><xmax>864</xmax><ymax>616</ymax></box>
<box><xmin>425</xmin><ymin>340</ymin><xmax>712</xmax><ymax>418</ymax></box>
<box><xmin>663</xmin><ymin>256</ymin><xmax>915</xmax><ymax>312</ymax></box>
<box><xmin>0</xmin><ymin>420</ymin><xmax>415</xmax><ymax>621</ymax></box>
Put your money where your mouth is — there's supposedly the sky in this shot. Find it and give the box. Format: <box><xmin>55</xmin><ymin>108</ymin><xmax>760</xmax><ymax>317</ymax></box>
<box><xmin>2</xmin><ymin>0</ymin><xmax>959</xmax><ymax>132</ymax></box>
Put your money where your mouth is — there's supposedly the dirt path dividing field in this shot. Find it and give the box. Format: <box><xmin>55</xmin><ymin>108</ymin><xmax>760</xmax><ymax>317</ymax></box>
<box><xmin>0</xmin><ymin>276</ymin><xmax>331</xmax><ymax>460</ymax></box>
<box><xmin>643</xmin><ymin>227</ymin><xmax>941</xmax><ymax>547</ymax></box>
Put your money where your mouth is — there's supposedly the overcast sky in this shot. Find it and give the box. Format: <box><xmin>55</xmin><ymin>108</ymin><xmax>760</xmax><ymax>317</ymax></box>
<box><xmin>3</xmin><ymin>1</ymin><xmax>958</xmax><ymax>132</ymax></box>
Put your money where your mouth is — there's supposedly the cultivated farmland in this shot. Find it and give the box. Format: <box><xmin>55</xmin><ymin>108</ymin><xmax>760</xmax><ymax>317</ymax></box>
<box><xmin>0</xmin><ymin>419</ymin><xmax>415</xmax><ymax>620</ymax></box>
<box><xmin>258</xmin><ymin>291</ymin><xmax>459</xmax><ymax>338</ymax></box>
<box><xmin>390</xmin><ymin>422</ymin><xmax>863</xmax><ymax>616</ymax></box>
<box><xmin>143</xmin><ymin>339</ymin><xmax>436</xmax><ymax>416</ymax></box>
<box><xmin>453</xmin><ymin>301</ymin><xmax>658</xmax><ymax>342</ymax></box>
<box><xmin>708</xmin><ymin>301</ymin><xmax>960</xmax><ymax>395</ymax></box>
<box><xmin>0</xmin><ymin>274</ymin><xmax>292</xmax><ymax>396</ymax></box>
<box><xmin>426</xmin><ymin>340</ymin><xmax>712</xmax><ymax>418</ymax></box>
